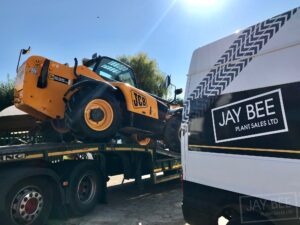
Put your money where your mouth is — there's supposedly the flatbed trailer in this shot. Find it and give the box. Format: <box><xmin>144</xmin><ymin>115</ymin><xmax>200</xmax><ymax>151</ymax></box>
<box><xmin>0</xmin><ymin>142</ymin><xmax>181</xmax><ymax>225</ymax></box>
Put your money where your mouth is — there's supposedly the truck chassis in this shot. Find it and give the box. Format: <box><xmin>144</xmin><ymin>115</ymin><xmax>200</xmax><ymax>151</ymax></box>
<box><xmin>0</xmin><ymin>142</ymin><xmax>181</xmax><ymax>225</ymax></box>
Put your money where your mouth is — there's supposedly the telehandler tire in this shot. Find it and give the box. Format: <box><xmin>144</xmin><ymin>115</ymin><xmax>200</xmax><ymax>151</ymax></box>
<box><xmin>65</xmin><ymin>88</ymin><xmax>121</xmax><ymax>142</ymax></box>
<box><xmin>164</xmin><ymin>116</ymin><xmax>181</xmax><ymax>153</ymax></box>
<box><xmin>132</xmin><ymin>134</ymin><xmax>152</xmax><ymax>146</ymax></box>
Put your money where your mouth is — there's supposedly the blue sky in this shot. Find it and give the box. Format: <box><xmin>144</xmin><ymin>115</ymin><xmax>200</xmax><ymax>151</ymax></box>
<box><xmin>0</xmin><ymin>0</ymin><xmax>299</xmax><ymax>90</ymax></box>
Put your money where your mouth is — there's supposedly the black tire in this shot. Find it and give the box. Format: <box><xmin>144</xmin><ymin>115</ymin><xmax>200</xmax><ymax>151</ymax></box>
<box><xmin>164</xmin><ymin>116</ymin><xmax>181</xmax><ymax>153</ymax></box>
<box><xmin>67</xmin><ymin>163</ymin><xmax>102</xmax><ymax>216</ymax></box>
<box><xmin>131</xmin><ymin>134</ymin><xmax>153</xmax><ymax>146</ymax></box>
<box><xmin>3</xmin><ymin>178</ymin><xmax>53</xmax><ymax>225</ymax></box>
<box><xmin>65</xmin><ymin>88</ymin><xmax>121</xmax><ymax>142</ymax></box>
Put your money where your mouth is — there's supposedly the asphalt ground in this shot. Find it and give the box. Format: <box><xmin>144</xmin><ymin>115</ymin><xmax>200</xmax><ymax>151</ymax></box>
<box><xmin>48</xmin><ymin>175</ymin><xmax>186</xmax><ymax>225</ymax></box>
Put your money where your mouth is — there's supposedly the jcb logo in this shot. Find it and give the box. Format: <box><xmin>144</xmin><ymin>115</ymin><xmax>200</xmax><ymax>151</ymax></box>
<box><xmin>132</xmin><ymin>91</ymin><xmax>147</xmax><ymax>108</ymax></box>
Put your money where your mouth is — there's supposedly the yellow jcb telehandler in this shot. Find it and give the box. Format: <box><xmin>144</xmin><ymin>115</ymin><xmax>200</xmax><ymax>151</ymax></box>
<box><xmin>14</xmin><ymin>48</ymin><xmax>182</xmax><ymax>152</ymax></box>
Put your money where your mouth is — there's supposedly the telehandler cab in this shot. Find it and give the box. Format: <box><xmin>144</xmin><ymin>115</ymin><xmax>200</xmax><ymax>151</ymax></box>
<box><xmin>14</xmin><ymin>50</ymin><xmax>182</xmax><ymax>152</ymax></box>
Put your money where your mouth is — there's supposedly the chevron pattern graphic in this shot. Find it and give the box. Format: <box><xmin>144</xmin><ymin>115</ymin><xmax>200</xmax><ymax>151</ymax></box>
<box><xmin>183</xmin><ymin>8</ymin><xmax>298</xmax><ymax>123</ymax></box>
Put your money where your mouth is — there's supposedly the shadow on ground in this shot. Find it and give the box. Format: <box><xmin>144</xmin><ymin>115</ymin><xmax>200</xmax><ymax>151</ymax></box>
<box><xmin>48</xmin><ymin>178</ymin><xmax>185</xmax><ymax>225</ymax></box>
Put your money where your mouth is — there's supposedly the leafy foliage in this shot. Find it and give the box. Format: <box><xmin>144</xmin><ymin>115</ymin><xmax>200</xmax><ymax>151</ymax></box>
<box><xmin>118</xmin><ymin>53</ymin><xmax>168</xmax><ymax>97</ymax></box>
<box><xmin>0</xmin><ymin>76</ymin><xmax>14</xmax><ymax>111</ymax></box>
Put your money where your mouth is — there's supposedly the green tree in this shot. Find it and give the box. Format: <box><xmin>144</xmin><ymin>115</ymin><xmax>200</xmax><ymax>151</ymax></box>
<box><xmin>0</xmin><ymin>75</ymin><xmax>14</xmax><ymax>111</ymax></box>
<box><xmin>118</xmin><ymin>53</ymin><xmax>168</xmax><ymax>97</ymax></box>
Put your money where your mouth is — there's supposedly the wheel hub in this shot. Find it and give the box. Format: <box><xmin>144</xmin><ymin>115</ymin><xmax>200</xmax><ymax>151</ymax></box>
<box><xmin>133</xmin><ymin>134</ymin><xmax>151</xmax><ymax>146</ymax></box>
<box><xmin>90</xmin><ymin>108</ymin><xmax>104</xmax><ymax>122</ymax></box>
<box><xmin>25</xmin><ymin>198</ymin><xmax>38</xmax><ymax>215</ymax></box>
<box><xmin>11</xmin><ymin>187</ymin><xmax>43</xmax><ymax>224</ymax></box>
<box><xmin>84</xmin><ymin>99</ymin><xmax>114</xmax><ymax>131</ymax></box>
<box><xmin>77</xmin><ymin>174</ymin><xmax>97</xmax><ymax>204</ymax></box>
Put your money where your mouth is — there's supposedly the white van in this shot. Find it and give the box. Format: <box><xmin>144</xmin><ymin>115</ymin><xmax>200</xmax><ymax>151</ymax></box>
<box><xmin>182</xmin><ymin>7</ymin><xmax>300</xmax><ymax>225</ymax></box>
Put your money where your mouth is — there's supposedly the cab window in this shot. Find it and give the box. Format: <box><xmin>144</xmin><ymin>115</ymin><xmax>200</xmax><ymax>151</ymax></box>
<box><xmin>92</xmin><ymin>57</ymin><xmax>136</xmax><ymax>87</ymax></box>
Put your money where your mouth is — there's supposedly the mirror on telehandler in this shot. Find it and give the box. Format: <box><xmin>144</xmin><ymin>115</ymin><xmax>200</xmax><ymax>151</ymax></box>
<box><xmin>82</xmin><ymin>58</ymin><xmax>89</xmax><ymax>66</ymax></box>
<box><xmin>175</xmin><ymin>88</ymin><xmax>183</xmax><ymax>95</ymax></box>
<box><xmin>164</xmin><ymin>75</ymin><xmax>183</xmax><ymax>104</ymax></box>
<box><xmin>170</xmin><ymin>88</ymin><xmax>183</xmax><ymax>104</ymax></box>
<box><xmin>82</xmin><ymin>53</ymin><xmax>98</xmax><ymax>67</ymax></box>
<box><xmin>16</xmin><ymin>46</ymin><xmax>31</xmax><ymax>73</ymax></box>
<box><xmin>92</xmin><ymin>53</ymin><xmax>98</xmax><ymax>59</ymax></box>
<box><xmin>165</xmin><ymin>75</ymin><xmax>171</xmax><ymax>89</ymax></box>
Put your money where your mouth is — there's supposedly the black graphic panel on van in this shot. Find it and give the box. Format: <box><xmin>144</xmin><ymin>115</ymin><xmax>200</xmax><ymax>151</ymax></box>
<box><xmin>211</xmin><ymin>89</ymin><xmax>288</xmax><ymax>143</ymax></box>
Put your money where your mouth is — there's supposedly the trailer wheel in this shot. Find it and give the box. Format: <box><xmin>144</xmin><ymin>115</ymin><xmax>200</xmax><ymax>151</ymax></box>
<box><xmin>65</xmin><ymin>88</ymin><xmax>121</xmax><ymax>142</ymax></box>
<box><xmin>4</xmin><ymin>178</ymin><xmax>53</xmax><ymax>225</ymax></box>
<box><xmin>164</xmin><ymin>116</ymin><xmax>181</xmax><ymax>153</ymax></box>
<box><xmin>67</xmin><ymin>163</ymin><xmax>102</xmax><ymax>216</ymax></box>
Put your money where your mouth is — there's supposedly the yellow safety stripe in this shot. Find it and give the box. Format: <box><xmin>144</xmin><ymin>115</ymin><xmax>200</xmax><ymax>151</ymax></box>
<box><xmin>24</xmin><ymin>147</ymin><xmax>152</xmax><ymax>159</ymax></box>
<box><xmin>107</xmin><ymin>147</ymin><xmax>147</xmax><ymax>151</ymax></box>
<box><xmin>48</xmin><ymin>147</ymin><xmax>98</xmax><ymax>157</ymax></box>
<box><xmin>189</xmin><ymin>145</ymin><xmax>300</xmax><ymax>154</ymax></box>
<box><xmin>154</xmin><ymin>164</ymin><xmax>182</xmax><ymax>173</ymax></box>
<box><xmin>106</xmin><ymin>147</ymin><xmax>153</xmax><ymax>153</ymax></box>
<box><xmin>25</xmin><ymin>153</ymin><xmax>44</xmax><ymax>159</ymax></box>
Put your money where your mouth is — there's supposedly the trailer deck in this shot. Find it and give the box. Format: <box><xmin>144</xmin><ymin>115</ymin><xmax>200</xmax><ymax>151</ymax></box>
<box><xmin>0</xmin><ymin>109</ymin><xmax>181</xmax><ymax>225</ymax></box>
<box><xmin>0</xmin><ymin>142</ymin><xmax>181</xmax><ymax>183</ymax></box>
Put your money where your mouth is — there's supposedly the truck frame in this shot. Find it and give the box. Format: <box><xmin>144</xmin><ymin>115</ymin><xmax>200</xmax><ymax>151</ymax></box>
<box><xmin>0</xmin><ymin>141</ymin><xmax>181</xmax><ymax>225</ymax></box>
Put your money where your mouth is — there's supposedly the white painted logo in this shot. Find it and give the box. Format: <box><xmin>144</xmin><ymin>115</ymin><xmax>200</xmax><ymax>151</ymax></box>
<box><xmin>211</xmin><ymin>89</ymin><xmax>288</xmax><ymax>143</ymax></box>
